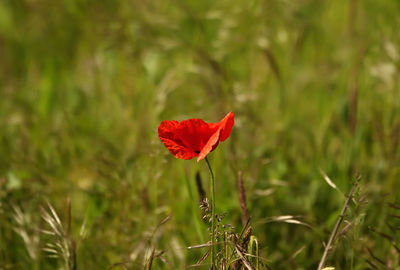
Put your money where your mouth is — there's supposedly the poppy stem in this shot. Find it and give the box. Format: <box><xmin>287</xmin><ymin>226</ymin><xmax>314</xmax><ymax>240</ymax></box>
<box><xmin>205</xmin><ymin>156</ymin><xmax>216</xmax><ymax>268</ymax></box>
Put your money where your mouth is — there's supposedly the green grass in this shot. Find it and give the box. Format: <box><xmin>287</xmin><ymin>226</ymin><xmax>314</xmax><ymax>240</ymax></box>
<box><xmin>1</xmin><ymin>0</ymin><xmax>400</xmax><ymax>269</ymax></box>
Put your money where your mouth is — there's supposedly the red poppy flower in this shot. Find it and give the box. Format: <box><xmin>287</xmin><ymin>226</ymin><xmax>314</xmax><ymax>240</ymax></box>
<box><xmin>158</xmin><ymin>111</ymin><xmax>234</xmax><ymax>162</ymax></box>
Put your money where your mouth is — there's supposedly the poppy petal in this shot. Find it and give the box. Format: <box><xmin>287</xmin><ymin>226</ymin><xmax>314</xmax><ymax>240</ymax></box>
<box><xmin>159</xmin><ymin>137</ymin><xmax>198</xmax><ymax>159</ymax></box>
<box><xmin>197</xmin><ymin>129</ymin><xmax>221</xmax><ymax>162</ymax></box>
<box><xmin>176</xmin><ymin>119</ymin><xmax>218</xmax><ymax>153</ymax></box>
<box><xmin>158</xmin><ymin>120</ymin><xmax>179</xmax><ymax>138</ymax></box>
<box><xmin>158</xmin><ymin>120</ymin><xmax>197</xmax><ymax>159</ymax></box>
<box><xmin>217</xmin><ymin>111</ymin><xmax>234</xmax><ymax>142</ymax></box>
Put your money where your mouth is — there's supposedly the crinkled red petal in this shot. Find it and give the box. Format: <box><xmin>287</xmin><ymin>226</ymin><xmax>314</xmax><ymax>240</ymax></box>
<box><xmin>176</xmin><ymin>119</ymin><xmax>218</xmax><ymax>153</ymax></box>
<box><xmin>197</xmin><ymin>128</ymin><xmax>221</xmax><ymax>162</ymax></box>
<box><xmin>159</xmin><ymin>137</ymin><xmax>198</xmax><ymax>159</ymax></box>
<box><xmin>217</xmin><ymin>111</ymin><xmax>234</xmax><ymax>141</ymax></box>
<box><xmin>158</xmin><ymin>120</ymin><xmax>197</xmax><ymax>159</ymax></box>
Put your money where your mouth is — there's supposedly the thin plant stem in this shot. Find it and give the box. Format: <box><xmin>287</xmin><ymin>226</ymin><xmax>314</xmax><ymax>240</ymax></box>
<box><xmin>317</xmin><ymin>179</ymin><xmax>359</xmax><ymax>270</ymax></box>
<box><xmin>205</xmin><ymin>156</ymin><xmax>216</xmax><ymax>268</ymax></box>
<box><xmin>181</xmin><ymin>165</ymin><xmax>205</xmax><ymax>243</ymax></box>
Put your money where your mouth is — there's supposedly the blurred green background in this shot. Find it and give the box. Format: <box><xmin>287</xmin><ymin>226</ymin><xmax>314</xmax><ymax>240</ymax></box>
<box><xmin>1</xmin><ymin>0</ymin><xmax>399</xmax><ymax>269</ymax></box>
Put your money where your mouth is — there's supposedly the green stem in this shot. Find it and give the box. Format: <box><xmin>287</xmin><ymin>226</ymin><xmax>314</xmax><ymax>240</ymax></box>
<box><xmin>205</xmin><ymin>157</ymin><xmax>216</xmax><ymax>268</ymax></box>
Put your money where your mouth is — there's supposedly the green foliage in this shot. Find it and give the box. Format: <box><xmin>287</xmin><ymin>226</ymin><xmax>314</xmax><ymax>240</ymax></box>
<box><xmin>0</xmin><ymin>0</ymin><xmax>400</xmax><ymax>269</ymax></box>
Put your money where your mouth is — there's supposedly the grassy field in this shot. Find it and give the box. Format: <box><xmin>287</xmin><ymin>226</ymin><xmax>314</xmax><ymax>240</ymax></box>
<box><xmin>1</xmin><ymin>0</ymin><xmax>400</xmax><ymax>269</ymax></box>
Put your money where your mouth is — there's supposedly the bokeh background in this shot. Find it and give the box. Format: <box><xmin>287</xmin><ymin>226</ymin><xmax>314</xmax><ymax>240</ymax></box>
<box><xmin>1</xmin><ymin>0</ymin><xmax>399</xmax><ymax>269</ymax></box>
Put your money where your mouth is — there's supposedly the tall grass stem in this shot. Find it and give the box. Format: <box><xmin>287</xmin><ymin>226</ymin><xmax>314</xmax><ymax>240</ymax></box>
<box><xmin>317</xmin><ymin>179</ymin><xmax>359</xmax><ymax>270</ymax></box>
